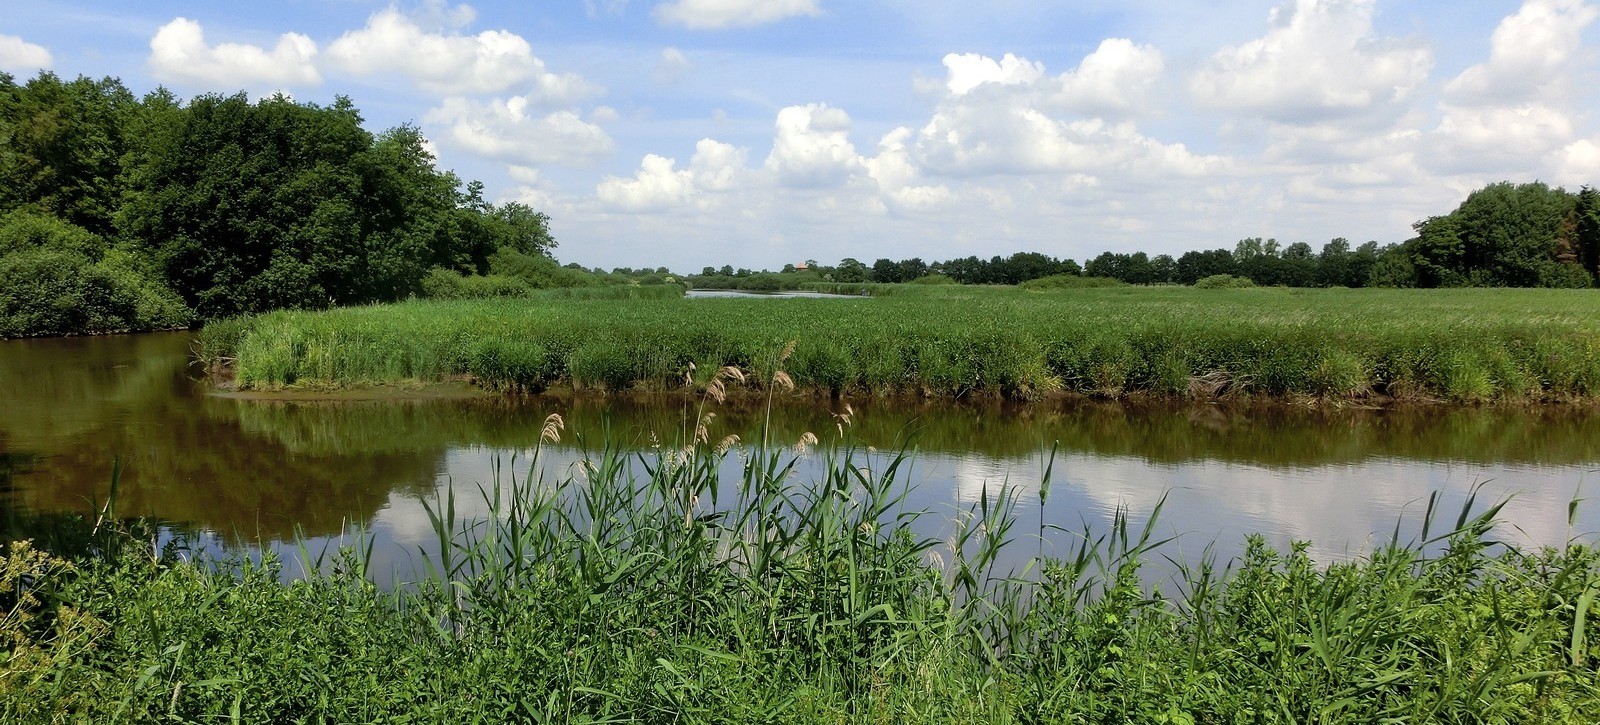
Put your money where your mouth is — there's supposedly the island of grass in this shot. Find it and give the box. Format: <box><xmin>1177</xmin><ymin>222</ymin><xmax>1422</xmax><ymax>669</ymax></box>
<box><xmin>198</xmin><ymin>284</ymin><xmax>1600</xmax><ymax>404</ymax></box>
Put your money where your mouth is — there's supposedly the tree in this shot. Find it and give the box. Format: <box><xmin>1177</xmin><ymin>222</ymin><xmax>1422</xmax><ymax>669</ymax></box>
<box><xmin>870</xmin><ymin>258</ymin><xmax>898</xmax><ymax>283</ymax></box>
<box><xmin>1576</xmin><ymin>186</ymin><xmax>1600</xmax><ymax>285</ymax></box>
<box><xmin>835</xmin><ymin>258</ymin><xmax>868</xmax><ymax>282</ymax></box>
<box><xmin>0</xmin><ymin>72</ymin><xmax>136</xmax><ymax>236</ymax></box>
<box><xmin>1176</xmin><ymin>249</ymin><xmax>1237</xmax><ymax>285</ymax></box>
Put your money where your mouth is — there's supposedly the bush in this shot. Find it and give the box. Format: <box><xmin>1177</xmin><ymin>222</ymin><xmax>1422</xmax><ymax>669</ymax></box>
<box><xmin>489</xmin><ymin>248</ymin><xmax>602</xmax><ymax>289</ymax></box>
<box><xmin>1019</xmin><ymin>274</ymin><xmax>1126</xmax><ymax>290</ymax></box>
<box><xmin>0</xmin><ymin>211</ymin><xmax>191</xmax><ymax>337</ymax></box>
<box><xmin>907</xmin><ymin>273</ymin><xmax>958</xmax><ymax>285</ymax></box>
<box><xmin>420</xmin><ymin>268</ymin><xmax>531</xmax><ymax>300</ymax></box>
<box><xmin>1194</xmin><ymin>274</ymin><xmax>1257</xmax><ymax>289</ymax></box>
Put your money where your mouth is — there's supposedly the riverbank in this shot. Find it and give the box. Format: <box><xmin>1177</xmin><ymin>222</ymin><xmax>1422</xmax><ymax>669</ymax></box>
<box><xmin>198</xmin><ymin>286</ymin><xmax>1600</xmax><ymax>404</ymax></box>
<box><xmin>4</xmin><ymin>436</ymin><xmax>1597</xmax><ymax>722</ymax></box>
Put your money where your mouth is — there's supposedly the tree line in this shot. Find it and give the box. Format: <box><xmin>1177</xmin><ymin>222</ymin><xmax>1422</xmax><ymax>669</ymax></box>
<box><xmin>776</xmin><ymin>182</ymin><xmax>1596</xmax><ymax>289</ymax></box>
<box><xmin>1</xmin><ymin>71</ymin><xmax>557</xmax><ymax>337</ymax></box>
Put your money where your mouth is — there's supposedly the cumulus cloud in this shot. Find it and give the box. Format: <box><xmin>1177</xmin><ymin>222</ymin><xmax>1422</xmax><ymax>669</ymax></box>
<box><xmin>942</xmin><ymin>52</ymin><xmax>1044</xmax><ymax>95</ymax></box>
<box><xmin>865</xmin><ymin>128</ymin><xmax>953</xmax><ymax>211</ymax></box>
<box><xmin>148</xmin><ymin>18</ymin><xmax>321</xmax><ymax>89</ymax></box>
<box><xmin>596</xmin><ymin>139</ymin><xmax>749</xmax><ymax>213</ymax></box>
<box><xmin>326</xmin><ymin>8</ymin><xmax>597</xmax><ymax>98</ymax></box>
<box><xmin>1054</xmin><ymin>38</ymin><xmax>1165</xmax><ymax>117</ymax></box>
<box><xmin>425</xmin><ymin>96</ymin><xmax>614</xmax><ymax>166</ymax></box>
<box><xmin>915</xmin><ymin>51</ymin><xmax>1220</xmax><ymax>178</ymax></box>
<box><xmin>0</xmin><ymin>33</ymin><xmax>52</xmax><ymax>73</ymax></box>
<box><xmin>689</xmin><ymin>139</ymin><xmax>748</xmax><ymax>191</ymax></box>
<box><xmin>764</xmin><ymin>104</ymin><xmax>865</xmax><ymax>188</ymax></box>
<box><xmin>1421</xmin><ymin>1</ymin><xmax>1600</xmax><ymax>177</ymax></box>
<box><xmin>1189</xmin><ymin>0</ymin><xmax>1431</xmax><ymax>124</ymax></box>
<box><xmin>597</xmin><ymin>154</ymin><xmax>695</xmax><ymax>212</ymax></box>
<box><xmin>1445</xmin><ymin>0</ymin><xmax>1599</xmax><ymax>106</ymax></box>
<box><xmin>655</xmin><ymin>0</ymin><xmax>822</xmax><ymax>30</ymax></box>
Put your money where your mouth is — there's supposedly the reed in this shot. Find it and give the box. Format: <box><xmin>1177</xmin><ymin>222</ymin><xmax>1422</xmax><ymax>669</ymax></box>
<box><xmin>2</xmin><ymin>404</ymin><xmax>1597</xmax><ymax>721</ymax></box>
<box><xmin>200</xmin><ymin>285</ymin><xmax>1600</xmax><ymax>404</ymax></box>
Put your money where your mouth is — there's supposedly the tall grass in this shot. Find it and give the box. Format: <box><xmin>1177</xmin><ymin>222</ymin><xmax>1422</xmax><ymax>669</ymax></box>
<box><xmin>200</xmin><ymin>286</ymin><xmax>1600</xmax><ymax>403</ymax></box>
<box><xmin>3</xmin><ymin>408</ymin><xmax>1598</xmax><ymax>721</ymax></box>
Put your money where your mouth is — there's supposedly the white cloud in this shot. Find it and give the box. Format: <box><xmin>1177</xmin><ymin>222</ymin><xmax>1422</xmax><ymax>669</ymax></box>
<box><xmin>653</xmin><ymin>47</ymin><xmax>692</xmax><ymax>84</ymax></box>
<box><xmin>0</xmin><ymin>34</ymin><xmax>52</xmax><ymax>73</ymax></box>
<box><xmin>148</xmin><ymin>18</ymin><xmax>321</xmax><ymax>89</ymax></box>
<box><xmin>597</xmin><ymin>154</ymin><xmax>695</xmax><ymax>212</ymax></box>
<box><xmin>1054</xmin><ymin>38</ymin><xmax>1165</xmax><ymax>117</ymax></box>
<box><xmin>326</xmin><ymin>8</ymin><xmax>596</xmax><ymax>98</ymax></box>
<box><xmin>689</xmin><ymin>139</ymin><xmax>748</xmax><ymax>191</ymax></box>
<box><xmin>942</xmin><ymin>52</ymin><xmax>1044</xmax><ymax>95</ymax></box>
<box><xmin>764</xmin><ymin>104</ymin><xmax>865</xmax><ymax>188</ymax></box>
<box><xmin>655</xmin><ymin>0</ymin><xmax>822</xmax><ymax>29</ymax></box>
<box><xmin>1445</xmin><ymin>0</ymin><xmax>1599</xmax><ymax>106</ymax></box>
<box><xmin>915</xmin><ymin>52</ymin><xmax>1221</xmax><ymax>178</ymax></box>
<box><xmin>866</xmin><ymin>128</ymin><xmax>953</xmax><ymax>211</ymax></box>
<box><xmin>425</xmin><ymin>96</ymin><xmax>615</xmax><ymax>166</ymax></box>
<box><xmin>1189</xmin><ymin>0</ymin><xmax>1432</xmax><ymax>124</ymax></box>
<box><xmin>1428</xmin><ymin>103</ymin><xmax>1576</xmax><ymax>174</ymax></box>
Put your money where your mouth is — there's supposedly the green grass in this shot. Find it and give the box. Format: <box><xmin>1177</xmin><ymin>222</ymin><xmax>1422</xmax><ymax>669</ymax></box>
<box><xmin>3</xmin><ymin>419</ymin><xmax>1598</xmax><ymax>722</ymax></box>
<box><xmin>200</xmin><ymin>285</ymin><xmax>1600</xmax><ymax>402</ymax></box>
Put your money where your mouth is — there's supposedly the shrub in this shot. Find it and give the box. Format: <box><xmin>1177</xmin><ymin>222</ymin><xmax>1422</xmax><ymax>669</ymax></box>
<box><xmin>1194</xmin><ymin>274</ymin><xmax>1256</xmax><ymax>289</ymax></box>
<box><xmin>1020</xmin><ymin>274</ymin><xmax>1126</xmax><ymax>290</ymax></box>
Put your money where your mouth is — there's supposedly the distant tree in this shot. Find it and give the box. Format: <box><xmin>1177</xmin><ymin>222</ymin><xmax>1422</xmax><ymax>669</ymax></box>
<box><xmin>835</xmin><ymin>257</ymin><xmax>868</xmax><ymax>282</ymax></box>
<box><xmin>1151</xmin><ymin>254</ymin><xmax>1176</xmax><ymax>284</ymax></box>
<box><xmin>1176</xmin><ymin>249</ymin><xmax>1237</xmax><ymax>284</ymax></box>
<box><xmin>896</xmin><ymin>257</ymin><xmax>928</xmax><ymax>282</ymax></box>
<box><xmin>871</xmin><ymin>258</ymin><xmax>898</xmax><ymax>283</ymax></box>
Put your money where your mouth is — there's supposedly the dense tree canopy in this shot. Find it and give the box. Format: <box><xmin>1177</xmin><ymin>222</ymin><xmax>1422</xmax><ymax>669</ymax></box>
<box><xmin>0</xmin><ymin>72</ymin><xmax>559</xmax><ymax>335</ymax></box>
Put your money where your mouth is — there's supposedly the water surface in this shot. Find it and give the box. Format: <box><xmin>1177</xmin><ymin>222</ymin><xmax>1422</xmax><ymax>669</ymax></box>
<box><xmin>3</xmin><ymin>333</ymin><xmax>1596</xmax><ymax>581</ymax></box>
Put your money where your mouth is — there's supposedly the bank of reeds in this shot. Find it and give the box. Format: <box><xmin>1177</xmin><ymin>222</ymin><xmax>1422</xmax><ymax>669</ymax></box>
<box><xmin>198</xmin><ymin>286</ymin><xmax>1600</xmax><ymax>403</ymax></box>
<box><xmin>2</xmin><ymin>410</ymin><xmax>1598</xmax><ymax>722</ymax></box>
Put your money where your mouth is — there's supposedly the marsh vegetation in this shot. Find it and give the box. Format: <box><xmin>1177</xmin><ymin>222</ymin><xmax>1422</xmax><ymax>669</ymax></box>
<box><xmin>203</xmin><ymin>285</ymin><xmax>1600</xmax><ymax>404</ymax></box>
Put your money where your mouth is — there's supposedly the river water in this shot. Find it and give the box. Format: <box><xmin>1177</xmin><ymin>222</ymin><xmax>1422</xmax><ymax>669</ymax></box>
<box><xmin>3</xmin><ymin>332</ymin><xmax>1597</xmax><ymax>581</ymax></box>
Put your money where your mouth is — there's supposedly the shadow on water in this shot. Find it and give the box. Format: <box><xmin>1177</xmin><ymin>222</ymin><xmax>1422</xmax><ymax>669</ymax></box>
<box><xmin>2</xmin><ymin>332</ymin><xmax>1598</xmax><ymax>579</ymax></box>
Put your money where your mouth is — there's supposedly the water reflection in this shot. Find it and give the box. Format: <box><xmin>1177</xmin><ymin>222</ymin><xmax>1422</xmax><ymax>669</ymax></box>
<box><xmin>2</xmin><ymin>333</ymin><xmax>1596</xmax><ymax>578</ymax></box>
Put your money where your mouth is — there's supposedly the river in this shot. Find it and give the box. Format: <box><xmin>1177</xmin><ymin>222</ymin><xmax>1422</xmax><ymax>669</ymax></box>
<box><xmin>3</xmin><ymin>332</ymin><xmax>1597</xmax><ymax>582</ymax></box>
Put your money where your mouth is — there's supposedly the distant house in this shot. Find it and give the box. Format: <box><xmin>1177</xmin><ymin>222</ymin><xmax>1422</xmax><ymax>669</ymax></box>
<box><xmin>794</xmin><ymin>262</ymin><xmax>810</xmax><ymax>272</ymax></box>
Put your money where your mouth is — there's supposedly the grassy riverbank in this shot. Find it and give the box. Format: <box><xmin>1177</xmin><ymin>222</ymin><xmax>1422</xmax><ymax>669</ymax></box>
<box><xmin>199</xmin><ymin>285</ymin><xmax>1600</xmax><ymax>403</ymax></box>
<box><xmin>3</xmin><ymin>426</ymin><xmax>1598</xmax><ymax>722</ymax></box>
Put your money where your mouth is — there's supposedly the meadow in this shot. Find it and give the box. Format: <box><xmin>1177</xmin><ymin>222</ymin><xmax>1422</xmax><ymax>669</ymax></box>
<box><xmin>200</xmin><ymin>285</ymin><xmax>1600</xmax><ymax>403</ymax></box>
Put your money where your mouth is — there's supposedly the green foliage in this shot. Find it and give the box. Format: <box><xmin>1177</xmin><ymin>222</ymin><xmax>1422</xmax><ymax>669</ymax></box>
<box><xmin>1019</xmin><ymin>274</ymin><xmax>1126</xmax><ymax>290</ymax></box>
<box><xmin>419</xmin><ymin>268</ymin><xmax>531</xmax><ymax>300</ymax></box>
<box><xmin>0</xmin><ymin>210</ymin><xmax>189</xmax><ymax>337</ymax></box>
<box><xmin>203</xmin><ymin>285</ymin><xmax>1600</xmax><ymax>402</ymax></box>
<box><xmin>1193</xmin><ymin>273</ymin><xmax>1256</xmax><ymax>289</ymax></box>
<box><xmin>1</xmin><ymin>71</ymin><xmax>564</xmax><ymax>331</ymax></box>
<box><xmin>4</xmin><ymin>438</ymin><xmax>1598</xmax><ymax>722</ymax></box>
<box><xmin>488</xmin><ymin>248</ymin><xmax>601</xmax><ymax>289</ymax></box>
<box><xmin>1403</xmin><ymin>182</ymin><xmax>1592</xmax><ymax>289</ymax></box>
<box><xmin>907</xmin><ymin>273</ymin><xmax>957</xmax><ymax>285</ymax></box>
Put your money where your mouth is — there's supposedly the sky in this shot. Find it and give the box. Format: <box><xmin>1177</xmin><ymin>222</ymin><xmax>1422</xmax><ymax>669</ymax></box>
<box><xmin>3</xmin><ymin>0</ymin><xmax>1599</xmax><ymax>271</ymax></box>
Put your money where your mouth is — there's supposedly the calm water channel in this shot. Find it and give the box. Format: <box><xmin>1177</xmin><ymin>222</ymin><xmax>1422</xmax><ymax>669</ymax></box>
<box><xmin>3</xmin><ymin>332</ymin><xmax>1598</xmax><ymax>582</ymax></box>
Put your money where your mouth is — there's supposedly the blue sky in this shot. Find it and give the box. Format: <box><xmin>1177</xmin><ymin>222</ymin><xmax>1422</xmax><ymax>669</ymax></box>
<box><xmin>4</xmin><ymin>1</ymin><xmax>1599</xmax><ymax>270</ymax></box>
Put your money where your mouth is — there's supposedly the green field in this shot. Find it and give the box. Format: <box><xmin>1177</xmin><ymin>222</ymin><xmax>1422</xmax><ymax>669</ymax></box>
<box><xmin>5</xmin><ymin>433</ymin><xmax>1599</xmax><ymax>722</ymax></box>
<box><xmin>200</xmin><ymin>285</ymin><xmax>1600</xmax><ymax>402</ymax></box>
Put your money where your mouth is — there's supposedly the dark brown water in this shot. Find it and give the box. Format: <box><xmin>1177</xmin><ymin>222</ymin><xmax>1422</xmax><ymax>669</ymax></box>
<box><xmin>3</xmin><ymin>332</ymin><xmax>1597</xmax><ymax>579</ymax></box>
